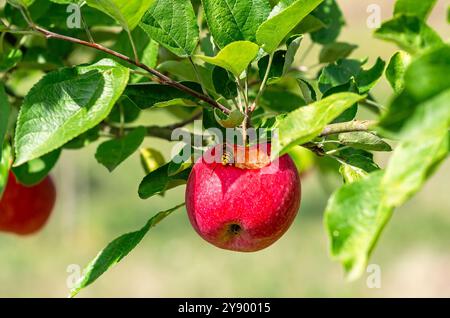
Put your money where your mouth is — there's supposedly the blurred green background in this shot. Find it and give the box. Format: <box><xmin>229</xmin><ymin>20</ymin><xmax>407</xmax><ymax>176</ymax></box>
<box><xmin>0</xmin><ymin>0</ymin><xmax>449</xmax><ymax>297</ymax></box>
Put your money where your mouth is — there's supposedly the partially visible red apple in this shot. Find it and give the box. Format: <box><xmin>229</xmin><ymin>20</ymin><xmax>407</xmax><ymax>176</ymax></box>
<box><xmin>0</xmin><ymin>173</ymin><xmax>56</xmax><ymax>235</ymax></box>
<box><xmin>185</xmin><ymin>143</ymin><xmax>301</xmax><ymax>252</ymax></box>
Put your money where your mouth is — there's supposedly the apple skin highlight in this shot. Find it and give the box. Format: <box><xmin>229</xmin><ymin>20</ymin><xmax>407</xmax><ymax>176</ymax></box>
<box><xmin>0</xmin><ymin>173</ymin><xmax>56</xmax><ymax>235</ymax></box>
<box><xmin>186</xmin><ymin>144</ymin><xmax>301</xmax><ymax>252</ymax></box>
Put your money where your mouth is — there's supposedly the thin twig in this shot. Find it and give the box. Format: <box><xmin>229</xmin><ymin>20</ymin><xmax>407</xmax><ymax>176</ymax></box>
<box><xmin>0</xmin><ymin>27</ymin><xmax>37</xmax><ymax>35</ymax></box>
<box><xmin>319</xmin><ymin>120</ymin><xmax>377</xmax><ymax>137</ymax></box>
<box><xmin>188</xmin><ymin>57</ymin><xmax>209</xmax><ymax>96</ymax></box>
<box><xmin>328</xmin><ymin>154</ymin><xmax>348</xmax><ymax>166</ymax></box>
<box><xmin>104</xmin><ymin>124</ymin><xmax>203</xmax><ymax>146</ymax></box>
<box><xmin>104</xmin><ymin>120</ymin><xmax>378</xmax><ymax>150</ymax></box>
<box><xmin>126</xmin><ymin>29</ymin><xmax>139</xmax><ymax>63</ymax></box>
<box><xmin>235</xmin><ymin>76</ymin><xmax>248</xmax><ymax>108</ymax></box>
<box><xmin>325</xmin><ymin>146</ymin><xmax>351</xmax><ymax>156</ymax></box>
<box><xmin>235</xmin><ymin>75</ymin><xmax>249</xmax><ymax>145</ymax></box>
<box><xmin>129</xmin><ymin>69</ymin><xmax>154</xmax><ymax>79</ymax></box>
<box><xmin>360</xmin><ymin>99</ymin><xmax>385</xmax><ymax>114</ymax></box>
<box><xmin>250</xmin><ymin>53</ymin><xmax>273</xmax><ymax>113</ymax></box>
<box><xmin>119</xmin><ymin>103</ymin><xmax>125</xmax><ymax>137</ymax></box>
<box><xmin>80</xmin><ymin>11</ymin><xmax>94</xmax><ymax>43</ymax></box>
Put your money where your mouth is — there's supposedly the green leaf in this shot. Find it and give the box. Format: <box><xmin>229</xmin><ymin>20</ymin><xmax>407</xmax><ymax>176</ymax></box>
<box><xmin>296</xmin><ymin>78</ymin><xmax>317</xmax><ymax>103</ymax></box>
<box><xmin>212</xmin><ymin>67</ymin><xmax>238</xmax><ymax>100</ymax></box>
<box><xmin>374</xmin><ymin>15</ymin><xmax>443</xmax><ymax>55</ymax></box>
<box><xmin>214</xmin><ymin>109</ymin><xmax>244</xmax><ymax>128</ymax></box>
<box><xmin>167</xmin><ymin>147</ymin><xmax>193</xmax><ymax>176</ymax></box>
<box><xmin>203</xmin><ymin>108</ymin><xmax>226</xmax><ymax>136</ymax></box>
<box><xmin>283</xmin><ymin>35</ymin><xmax>303</xmax><ymax>74</ymax></box>
<box><xmin>12</xmin><ymin>149</ymin><xmax>61</xmax><ymax>186</ymax></box>
<box><xmin>69</xmin><ymin>203</ymin><xmax>185</xmax><ymax>297</ymax></box>
<box><xmin>382</xmin><ymin>126</ymin><xmax>448</xmax><ymax>208</ymax></box>
<box><xmin>141</xmin><ymin>40</ymin><xmax>159</xmax><ymax>69</ymax></box>
<box><xmin>381</xmin><ymin>90</ymin><xmax>450</xmax><ymax>207</ymax></box>
<box><xmin>394</xmin><ymin>0</ymin><xmax>437</xmax><ymax>21</ymax></box>
<box><xmin>140</xmin><ymin>147</ymin><xmax>165</xmax><ymax>175</ymax></box>
<box><xmin>110</xmin><ymin>27</ymin><xmax>159</xmax><ymax>82</ymax></box>
<box><xmin>318</xmin><ymin>59</ymin><xmax>361</xmax><ymax>93</ymax></box>
<box><xmin>201</xmin><ymin>0</ymin><xmax>271</xmax><ymax>48</ymax></box>
<box><xmin>196</xmin><ymin>41</ymin><xmax>259</xmax><ymax>77</ymax></box>
<box><xmin>380</xmin><ymin>46</ymin><xmax>450</xmax><ymax>216</ymax></box>
<box><xmin>0</xmin><ymin>143</ymin><xmax>11</xmax><ymax>198</ymax></box>
<box><xmin>339</xmin><ymin>147</ymin><xmax>374</xmax><ymax>161</ymax></box>
<box><xmin>399</xmin><ymin>46</ymin><xmax>450</xmax><ymax>103</ymax></box>
<box><xmin>6</xmin><ymin>0</ymin><xmax>35</xmax><ymax>7</ymax></box>
<box><xmin>355</xmin><ymin>58</ymin><xmax>386</xmax><ymax>94</ymax></box>
<box><xmin>49</xmin><ymin>0</ymin><xmax>81</xmax><ymax>4</ymax></box>
<box><xmin>379</xmin><ymin>46</ymin><xmax>450</xmax><ymax>137</ymax></box>
<box><xmin>95</xmin><ymin>126</ymin><xmax>146</xmax><ymax>172</ymax></box>
<box><xmin>86</xmin><ymin>0</ymin><xmax>155</xmax><ymax>30</ymax></box>
<box><xmin>14</xmin><ymin>59</ymin><xmax>129</xmax><ymax>166</ymax></box>
<box><xmin>0</xmin><ymin>48</ymin><xmax>22</xmax><ymax>72</ymax></box>
<box><xmin>294</xmin><ymin>14</ymin><xmax>326</xmax><ymax>34</ymax></box>
<box><xmin>139</xmin><ymin>162</ymin><xmax>191</xmax><ymax>199</ymax></box>
<box><xmin>108</xmin><ymin>97</ymin><xmax>141</xmax><ymax>124</ymax></box>
<box><xmin>339</xmin><ymin>164</ymin><xmax>368</xmax><ymax>184</ymax></box>
<box><xmin>319</xmin><ymin>42</ymin><xmax>358</xmax><ymax>64</ymax></box>
<box><xmin>257</xmin><ymin>0</ymin><xmax>323</xmax><ymax>53</ymax></box>
<box><xmin>272</xmin><ymin>93</ymin><xmax>365</xmax><ymax>158</ymax></box>
<box><xmin>124</xmin><ymin>82</ymin><xmax>202</xmax><ymax>109</ymax></box>
<box><xmin>339</xmin><ymin>154</ymin><xmax>380</xmax><ymax>184</ymax></box>
<box><xmin>288</xmin><ymin>146</ymin><xmax>315</xmax><ymax>174</ymax></box>
<box><xmin>140</xmin><ymin>0</ymin><xmax>199</xmax><ymax>57</ymax></box>
<box><xmin>258</xmin><ymin>50</ymin><xmax>286</xmax><ymax>82</ymax></box>
<box><xmin>310</xmin><ymin>0</ymin><xmax>345</xmax><ymax>44</ymax></box>
<box><xmin>385</xmin><ymin>51</ymin><xmax>411</xmax><ymax>93</ymax></box>
<box><xmin>338</xmin><ymin>132</ymin><xmax>391</xmax><ymax>152</ymax></box>
<box><xmin>0</xmin><ymin>84</ymin><xmax>10</xmax><ymax>163</ymax></box>
<box><xmin>325</xmin><ymin>171</ymin><xmax>393</xmax><ymax>280</ymax></box>
<box><xmin>64</xmin><ymin>127</ymin><xmax>100</xmax><ymax>150</ymax></box>
<box><xmin>260</xmin><ymin>87</ymin><xmax>305</xmax><ymax>113</ymax></box>
<box><xmin>319</xmin><ymin>58</ymin><xmax>385</xmax><ymax>94</ymax></box>
<box><xmin>322</xmin><ymin>81</ymin><xmax>358</xmax><ymax>123</ymax></box>
<box><xmin>328</xmin><ymin>47</ymin><xmax>450</xmax><ymax>280</ymax></box>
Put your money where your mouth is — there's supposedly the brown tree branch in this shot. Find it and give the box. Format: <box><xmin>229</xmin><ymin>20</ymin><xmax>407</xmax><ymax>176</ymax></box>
<box><xmin>29</xmin><ymin>25</ymin><xmax>231</xmax><ymax>115</ymax></box>
<box><xmin>165</xmin><ymin>111</ymin><xmax>203</xmax><ymax>130</ymax></box>
<box><xmin>104</xmin><ymin>120</ymin><xmax>377</xmax><ymax>146</ymax></box>
<box><xmin>319</xmin><ymin>120</ymin><xmax>377</xmax><ymax>137</ymax></box>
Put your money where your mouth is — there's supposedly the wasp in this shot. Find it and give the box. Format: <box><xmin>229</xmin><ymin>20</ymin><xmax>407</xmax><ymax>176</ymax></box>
<box><xmin>220</xmin><ymin>143</ymin><xmax>235</xmax><ymax>166</ymax></box>
<box><xmin>211</xmin><ymin>143</ymin><xmax>235</xmax><ymax>173</ymax></box>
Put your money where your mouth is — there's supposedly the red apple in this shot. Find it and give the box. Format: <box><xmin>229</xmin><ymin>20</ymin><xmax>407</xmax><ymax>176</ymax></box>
<box><xmin>185</xmin><ymin>143</ymin><xmax>301</xmax><ymax>252</ymax></box>
<box><xmin>0</xmin><ymin>173</ymin><xmax>56</xmax><ymax>235</ymax></box>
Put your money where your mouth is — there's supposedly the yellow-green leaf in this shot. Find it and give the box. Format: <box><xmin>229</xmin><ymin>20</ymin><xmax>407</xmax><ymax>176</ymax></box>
<box><xmin>196</xmin><ymin>41</ymin><xmax>259</xmax><ymax>77</ymax></box>
<box><xmin>86</xmin><ymin>0</ymin><xmax>155</xmax><ymax>30</ymax></box>
<box><xmin>256</xmin><ymin>0</ymin><xmax>324</xmax><ymax>53</ymax></box>
<box><xmin>272</xmin><ymin>93</ymin><xmax>366</xmax><ymax>159</ymax></box>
